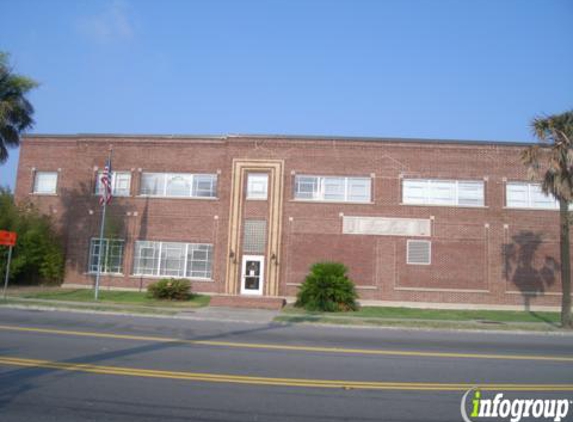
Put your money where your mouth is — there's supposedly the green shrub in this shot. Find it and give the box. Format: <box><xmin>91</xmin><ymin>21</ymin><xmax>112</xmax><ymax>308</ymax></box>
<box><xmin>0</xmin><ymin>188</ymin><xmax>64</xmax><ymax>285</ymax></box>
<box><xmin>295</xmin><ymin>262</ymin><xmax>359</xmax><ymax>312</ymax></box>
<box><xmin>147</xmin><ymin>278</ymin><xmax>191</xmax><ymax>300</ymax></box>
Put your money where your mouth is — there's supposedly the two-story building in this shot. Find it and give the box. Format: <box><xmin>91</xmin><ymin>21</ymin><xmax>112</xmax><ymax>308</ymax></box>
<box><xmin>14</xmin><ymin>133</ymin><xmax>569</xmax><ymax>309</ymax></box>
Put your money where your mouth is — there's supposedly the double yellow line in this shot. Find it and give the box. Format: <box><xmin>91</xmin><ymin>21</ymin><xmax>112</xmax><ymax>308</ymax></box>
<box><xmin>1</xmin><ymin>356</ymin><xmax>572</xmax><ymax>391</ymax></box>
<box><xmin>0</xmin><ymin>324</ymin><xmax>572</xmax><ymax>362</ymax></box>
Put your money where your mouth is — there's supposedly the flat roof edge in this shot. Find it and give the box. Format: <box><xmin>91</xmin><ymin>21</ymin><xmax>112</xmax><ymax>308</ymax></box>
<box><xmin>22</xmin><ymin>132</ymin><xmax>534</xmax><ymax>147</ymax></box>
<box><xmin>23</xmin><ymin>133</ymin><xmax>227</xmax><ymax>140</ymax></box>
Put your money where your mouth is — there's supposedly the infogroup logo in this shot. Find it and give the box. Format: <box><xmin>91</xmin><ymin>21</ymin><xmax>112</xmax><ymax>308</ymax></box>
<box><xmin>461</xmin><ymin>389</ymin><xmax>571</xmax><ymax>422</ymax></box>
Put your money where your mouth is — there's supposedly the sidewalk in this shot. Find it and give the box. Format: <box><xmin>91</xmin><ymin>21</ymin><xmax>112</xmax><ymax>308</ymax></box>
<box><xmin>0</xmin><ymin>296</ymin><xmax>280</xmax><ymax>324</ymax></box>
<box><xmin>189</xmin><ymin>306</ymin><xmax>280</xmax><ymax>323</ymax></box>
<box><xmin>1</xmin><ymin>295</ymin><xmax>568</xmax><ymax>333</ymax></box>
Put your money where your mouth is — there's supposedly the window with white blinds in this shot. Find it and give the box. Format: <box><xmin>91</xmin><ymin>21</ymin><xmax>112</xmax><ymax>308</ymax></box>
<box><xmin>139</xmin><ymin>173</ymin><xmax>217</xmax><ymax>198</ymax></box>
<box><xmin>247</xmin><ymin>174</ymin><xmax>269</xmax><ymax>200</ymax></box>
<box><xmin>133</xmin><ymin>240</ymin><xmax>213</xmax><ymax>279</ymax></box>
<box><xmin>88</xmin><ymin>238</ymin><xmax>125</xmax><ymax>274</ymax></box>
<box><xmin>407</xmin><ymin>240</ymin><xmax>431</xmax><ymax>265</ymax></box>
<box><xmin>95</xmin><ymin>171</ymin><xmax>132</xmax><ymax>196</ymax></box>
<box><xmin>402</xmin><ymin>179</ymin><xmax>484</xmax><ymax>207</ymax></box>
<box><xmin>33</xmin><ymin>172</ymin><xmax>58</xmax><ymax>194</ymax></box>
<box><xmin>294</xmin><ymin>175</ymin><xmax>371</xmax><ymax>203</ymax></box>
<box><xmin>506</xmin><ymin>182</ymin><xmax>559</xmax><ymax>210</ymax></box>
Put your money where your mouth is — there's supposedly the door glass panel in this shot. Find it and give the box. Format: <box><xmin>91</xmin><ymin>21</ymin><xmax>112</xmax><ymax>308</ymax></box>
<box><xmin>244</xmin><ymin>260</ymin><xmax>260</xmax><ymax>291</ymax></box>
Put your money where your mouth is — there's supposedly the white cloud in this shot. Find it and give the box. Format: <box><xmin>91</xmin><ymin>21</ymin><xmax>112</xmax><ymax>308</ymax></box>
<box><xmin>76</xmin><ymin>0</ymin><xmax>135</xmax><ymax>44</ymax></box>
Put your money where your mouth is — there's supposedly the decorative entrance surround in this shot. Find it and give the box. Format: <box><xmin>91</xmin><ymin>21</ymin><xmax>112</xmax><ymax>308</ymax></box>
<box><xmin>225</xmin><ymin>159</ymin><xmax>284</xmax><ymax>296</ymax></box>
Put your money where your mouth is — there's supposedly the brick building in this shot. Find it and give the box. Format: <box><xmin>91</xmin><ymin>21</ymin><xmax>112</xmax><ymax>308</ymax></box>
<box><xmin>14</xmin><ymin>134</ymin><xmax>569</xmax><ymax>309</ymax></box>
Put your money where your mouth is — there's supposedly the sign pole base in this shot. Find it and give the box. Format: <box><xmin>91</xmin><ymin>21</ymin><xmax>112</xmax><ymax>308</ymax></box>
<box><xmin>3</xmin><ymin>246</ymin><xmax>13</xmax><ymax>300</ymax></box>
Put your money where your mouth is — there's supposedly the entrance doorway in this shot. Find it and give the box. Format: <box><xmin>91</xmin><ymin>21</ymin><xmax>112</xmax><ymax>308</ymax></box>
<box><xmin>240</xmin><ymin>255</ymin><xmax>264</xmax><ymax>295</ymax></box>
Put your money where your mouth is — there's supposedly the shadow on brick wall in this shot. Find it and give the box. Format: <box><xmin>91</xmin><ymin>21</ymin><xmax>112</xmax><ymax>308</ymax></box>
<box><xmin>59</xmin><ymin>182</ymin><xmax>129</xmax><ymax>283</ymax></box>
<box><xmin>504</xmin><ymin>231</ymin><xmax>558</xmax><ymax>321</ymax></box>
<box><xmin>131</xmin><ymin>196</ymin><xmax>149</xmax><ymax>291</ymax></box>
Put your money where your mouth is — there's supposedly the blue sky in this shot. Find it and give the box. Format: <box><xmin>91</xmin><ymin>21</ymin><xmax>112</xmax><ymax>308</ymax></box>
<box><xmin>1</xmin><ymin>0</ymin><xmax>572</xmax><ymax>189</ymax></box>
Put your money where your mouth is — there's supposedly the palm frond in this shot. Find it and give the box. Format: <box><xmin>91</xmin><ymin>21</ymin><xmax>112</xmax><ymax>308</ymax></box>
<box><xmin>528</xmin><ymin>110</ymin><xmax>573</xmax><ymax>201</ymax></box>
<box><xmin>0</xmin><ymin>51</ymin><xmax>38</xmax><ymax>163</ymax></box>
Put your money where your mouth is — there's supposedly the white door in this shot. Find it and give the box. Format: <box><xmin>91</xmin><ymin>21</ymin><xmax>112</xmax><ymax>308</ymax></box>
<box><xmin>240</xmin><ymin>255</ymin><xmax>264</xmax><ymax>295</ymax></box>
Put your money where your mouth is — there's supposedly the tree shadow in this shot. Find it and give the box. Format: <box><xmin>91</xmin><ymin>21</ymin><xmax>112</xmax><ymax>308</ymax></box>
<box><xmin>59</xmin><ymin>182</ymin><xmax>130</xmax><ymax>285</ymax></box>
<box><xmin>0</xmin><ymin>322</ymin><xmax>296</xmax><ymax>411</ymax></box>
<box><xmin>504</xmin><ymin>231</ymin><xmax>558</xmax><ymax>325</ymax></box>
<box><xmin>132</xmin><ymin>196</ymin><xmax>149</xmax><ymax>291</ymax></box>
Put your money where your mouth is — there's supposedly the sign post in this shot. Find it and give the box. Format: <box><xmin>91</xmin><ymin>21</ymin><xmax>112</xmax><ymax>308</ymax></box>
<box><xmin>0</xmin><ymin>230</ymin><xmax>17</xmax><ymax>300</ymax></box>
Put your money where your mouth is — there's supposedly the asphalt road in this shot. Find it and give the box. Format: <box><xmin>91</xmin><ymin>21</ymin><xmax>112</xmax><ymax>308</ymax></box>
<box><xmin>0</xmin><ymin>308</ymin><xmax>572</xmax><ymax>422</ymax></box>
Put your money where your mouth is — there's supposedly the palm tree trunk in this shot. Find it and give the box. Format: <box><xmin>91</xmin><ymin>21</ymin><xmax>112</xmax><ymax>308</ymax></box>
<box><xmin>559</xmin><ymin>199</ymin><xmax>572</xmax><ymax>327</ymax></box>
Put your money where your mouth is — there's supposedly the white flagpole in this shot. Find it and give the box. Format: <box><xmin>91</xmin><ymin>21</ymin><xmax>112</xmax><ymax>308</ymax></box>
<box><xmin>94</xmin><ymin>147</ymin><xmax>112</xmax><ymax>300</ymax></box>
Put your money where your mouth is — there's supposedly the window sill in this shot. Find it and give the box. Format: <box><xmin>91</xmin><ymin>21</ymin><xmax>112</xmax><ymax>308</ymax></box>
<box><xmin>290</xmin><ymin>199</ymin><xmax>374</xmax><ymax>205</ymax></box>
<box><xmin>503</xmin><ymin>206</ymin><xmax>561</xmax><ymax>212</ymax></box>
<box><xmin>85</xmin><ymin>272</ymin><xmax>124</xmax><ymax>277</ymax></box>
<box><xmin>93</xmin><ymin>194</ymin><xmax>131</xmax><ymax>198</ymax></box>
<box><xmin>400</xmin><ymin>203</ymin><xmax>488</xmax><ymax>209</ymax></box>
<box><xmin>246</xmin><ymin>197</ymin><xmax>268</xmax><ymax>201</ymax></box>
<box><xmin>136</xmin><ymin>195</ymin><xmax>218</xmax><ymax>201</ymax></box>
<box><xmin>129</xmin><ymin>275</ymin><xmax>214</xmax><ymax>282</ymax></box>
<box><xmin>394</xmin><ymin>286</ymin><xmax>490</xmax><ymax>294</ymax></box>
<box><xmin>287</xmin><ymin>282</ymin><xmax>378</xmax><ymax>290</ymax></box>
<box><xmin>29</xmin><ymin>192</ymin><xmax>58</xmax><ymax>196</ymax></box>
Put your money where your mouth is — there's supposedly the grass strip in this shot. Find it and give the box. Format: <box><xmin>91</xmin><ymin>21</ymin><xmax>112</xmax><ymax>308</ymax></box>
<box><xmin>4</xmin><ymin>288</ymin><xmax>210</xmax><ymax>308</ymax></box>
<box><xmin>281</xmin><ymin>304</ymin><xmax>560</xmax><ymax>324</ymax></box>
<box><xmin>274</xmin><ymin>315</ymin><xmax>564</xmax><ymax>332</ymax></box>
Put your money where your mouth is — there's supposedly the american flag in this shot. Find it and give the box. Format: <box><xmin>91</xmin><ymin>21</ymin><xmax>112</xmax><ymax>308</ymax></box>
<box><xmin>99</xmin><ymin>159</ymin><xmax>113</xmax><ymax>206</ymax></box>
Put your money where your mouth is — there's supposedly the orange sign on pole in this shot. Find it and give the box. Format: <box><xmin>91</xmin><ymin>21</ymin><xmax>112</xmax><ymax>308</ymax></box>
<box><xmin>0</xmin><ymin>230</ymin><xmax>17</xmax><ymax>247</ymax></box>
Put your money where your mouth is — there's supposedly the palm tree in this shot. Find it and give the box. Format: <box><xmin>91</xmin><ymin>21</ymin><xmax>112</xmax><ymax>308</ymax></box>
<box><xmin>0</xmin><ymin>52</ymin><xmax>38</xmax><ymax>163</ymax></box>
<box><xmin>522</xmin><ymin>110</ymin><xmax>573</xmax><ymax>327</ymax></box>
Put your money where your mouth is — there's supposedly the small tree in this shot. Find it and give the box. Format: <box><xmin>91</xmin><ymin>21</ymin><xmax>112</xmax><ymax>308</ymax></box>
<box><xmin>522</xmin><ymin>110</ymin><xmax>573</xmax><ymax>328</ymax></box>
<box><xmin>0</xmin><ymin>188</ymin><xmax>64</xmax><ymax>285</ymax></box>
<box><xmin>295</xmin><ymin>262</ymin><xmax>358</xmax><ymax>312</ymax></box>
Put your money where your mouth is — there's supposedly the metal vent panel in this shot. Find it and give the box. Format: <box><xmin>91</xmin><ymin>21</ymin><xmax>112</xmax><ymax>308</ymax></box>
<box><xmin>407</xmin><ymin>240</ymin><xmax>431</xmax><ymax>265</ymax></box>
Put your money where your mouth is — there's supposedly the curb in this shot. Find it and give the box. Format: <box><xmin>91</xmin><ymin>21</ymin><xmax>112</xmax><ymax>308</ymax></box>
<box><xmin>274</xmin><ymin>319</ymin><xmax>573</xmax><ymax>337</ymax></box>
<box><xmin>0</xmin><ymin>303</ymin><xmax>278</xmax><ymax>325</ymax></box>
<box><xmin>1</xmin><ymin>302</ymin><xmax>572</xmax><ymax>336</ymax></box>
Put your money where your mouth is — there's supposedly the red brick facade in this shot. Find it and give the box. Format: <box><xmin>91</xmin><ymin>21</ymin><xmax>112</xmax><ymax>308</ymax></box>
<box><xmin>14</xmin><ymin>134</ymin><xmax>570</xmax><ymax>309</ymax></box>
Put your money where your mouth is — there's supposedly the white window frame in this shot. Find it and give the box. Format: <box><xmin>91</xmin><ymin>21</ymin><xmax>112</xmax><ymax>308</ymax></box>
<box><xmin>132</xmin><ymin>241</ymin><xmax>160</xmax><ymax>276</ymax></box>
<box><xmin>133</xmin><ymin>240</ymin><xmax>213</xmax><ymax>280</ymax></box>
<box><xmin>402</xmin><ymin>179</ymin><xmax>485</xmax><ymax>207</ymax></box>
<box><xmin>246</xmin><ymin>173</ymin><xmax>269</xmax><ymax>200</ymax></box>
<box><xmin>88</xmin><ymin>238</ymin><xmax>125</xmax><ymax>274</ymax></box>
<box><xmin>187</xmin><ymin>244</ymin><xmax>213</xmax><ymax>279</ymax></box>
<box><xmin>294</xmin><ymin>175</ymin><xmax>372</xmax><ymax>203</ymax></box>
<box><xmin>33</xmin><ymin>171</ymin><xmax>58</xmax><ymax>194</ymax></box>
<box><xmin>406</xmin><ymin>240</ymin><xmax>432</xmax><ymax>265</ymax></box>
<box><xmin>505</xmin><ymin>182</ymin><xmax>560</xmax><ymax>210</ymax></box>
<box><xmin>139</xmin><ymin>173</ymin><xmax>217</xmax><ymax>199</ymax></box>
<box><xmin>193</xmin><ymin>174</ymin><xmax>218</xmax><ymax>198</ymax></box>
<box><xmin>95</xmin><ymin>171</ymin><xmax>132</xmax><ymax>197</ymax></box>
